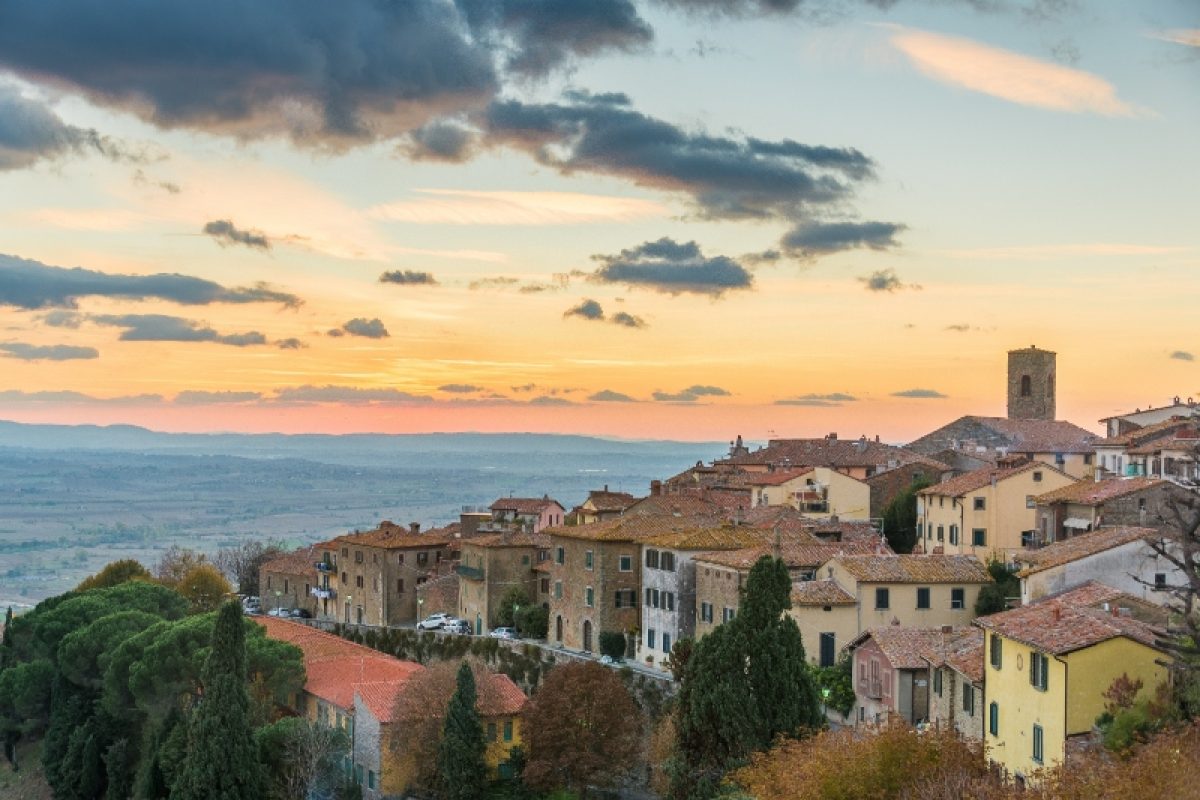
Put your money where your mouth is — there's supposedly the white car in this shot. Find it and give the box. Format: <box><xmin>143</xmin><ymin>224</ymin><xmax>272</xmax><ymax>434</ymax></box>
<box><xmin>417</xmin><ymin>612</ymin><xmax>453</xmax><ymax>630</ymax></box>
<box><xmin>443</xmin><ymin>619</ymin><xmax>472</xmax><ymax>635</ymax></box>
<box><xmin>267</xmin><ymin>607</ymin><xmax>290</xmax><ymax>617</ymax></box>
<box><xmin>489</xmin><ymin>627</ymin><xmax>518</xmax><ymax>640</ymax></box>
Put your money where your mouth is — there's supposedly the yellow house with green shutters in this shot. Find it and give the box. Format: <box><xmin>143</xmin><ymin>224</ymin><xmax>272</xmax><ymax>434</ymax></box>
<box><xmin>974</xmin><ymin>581</ymin><xmax>1169</xmax><ymax>782</ymax></box>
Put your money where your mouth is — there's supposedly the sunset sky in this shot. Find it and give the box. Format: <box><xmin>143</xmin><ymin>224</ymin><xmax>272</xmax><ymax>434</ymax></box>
<box><xmin>0</xmin><ymin>0</ymin><xmax>1196</xmax><ymax>442</ymax></box>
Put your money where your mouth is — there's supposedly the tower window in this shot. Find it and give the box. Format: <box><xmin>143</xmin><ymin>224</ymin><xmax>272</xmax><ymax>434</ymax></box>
<box><xmin>1020</xmin><ymin>375</ymin><xmax>1032</xmax><ymax>396</ymax></box>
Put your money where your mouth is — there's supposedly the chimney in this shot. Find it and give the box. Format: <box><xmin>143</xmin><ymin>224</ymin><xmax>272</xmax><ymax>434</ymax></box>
<box><xmin>410</xmin><ymin>522</ymin><xmax>420</xmax><ymax>535</ymax></box>
<box><xmin>827</xmin><ymin>432</ymin><xmax>838</xmax><ymax>441</ymax></box>
<box><xmin>650</xmin><ymin>479</ymin><xmax>662</xmax><ymax>496</ymax></box>
<box><xmin>603</xmin><ymin>484</ymin><xmax>608</xmax><ymax>492</ymax></box>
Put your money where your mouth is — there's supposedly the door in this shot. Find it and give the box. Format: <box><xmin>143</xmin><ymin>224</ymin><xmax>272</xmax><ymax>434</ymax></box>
<box><xmin>582</xmin><ymin>620</ymin><xmax>593</xmax><ymax>652</ymax></box>
<box><xmin>819</xmin><ymin>633</ymin><xmax>836</xmax><ymax>668</ymax></box>
<box><xmin>555</xmin><ymin>615</ymin><xmax>563</xmax><ymax>643</ymax></box>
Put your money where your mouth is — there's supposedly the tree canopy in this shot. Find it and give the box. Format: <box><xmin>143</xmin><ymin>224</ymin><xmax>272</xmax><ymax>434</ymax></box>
<box><xmin>438</xmin><ymin>661</ymin><xmax>488</xmax><ymax>800</ymax></box>
<box><xmin>881</xmin><ymin>475</ymin><xmax>932</xmax><ymax>554</ymax></box>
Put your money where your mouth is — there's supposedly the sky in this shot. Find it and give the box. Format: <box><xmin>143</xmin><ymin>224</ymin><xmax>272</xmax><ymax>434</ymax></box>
<box><xmin>0</xmin><ymin>0</ymin><xmax>1196</xmax><ymax>442</ymax></box>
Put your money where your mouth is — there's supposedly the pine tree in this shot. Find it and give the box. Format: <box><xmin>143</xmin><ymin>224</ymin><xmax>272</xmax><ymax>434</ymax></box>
<box><xmin>672</xmin><ymin>555</ymin><xmax>823</xmax><ymax>799</ymax></box>
<box><xmin>171</xmin><ymin>602</ymin><xmax>264</xmax><ymax>800</ymax></box>
<box><xmin>437</xmin><ymin>661</ymin><xmax>488</xmax><ymax>800</ymax></box>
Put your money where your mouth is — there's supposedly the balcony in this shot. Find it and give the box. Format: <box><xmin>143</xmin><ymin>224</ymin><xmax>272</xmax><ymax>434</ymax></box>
<box><xmin>456</xmin><ymin>565</ymin><xmax>485</xmax><ymax>581</ymax></box>
<box><xmin>311</xmin><ymin>587</ymin><xmax>336</xmax><ymax>600</ymax></box>
<box><xmin>315</xmin><ymin>561</ymin><xmax>334</xmax><ymax>573</ymax></box>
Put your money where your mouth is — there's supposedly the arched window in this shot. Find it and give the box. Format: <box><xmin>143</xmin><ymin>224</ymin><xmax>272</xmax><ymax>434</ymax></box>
<box><xmin>1020</xmin><ymin>375</ymin><xmax>1032</xmax><ymax>396</ymax></box>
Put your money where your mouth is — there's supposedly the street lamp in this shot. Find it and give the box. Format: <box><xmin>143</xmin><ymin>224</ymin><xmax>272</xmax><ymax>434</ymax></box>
<box><xmin>821</xmin><ymin>687</ymin><xmax>832</xmax><ymax>721</ymax></box>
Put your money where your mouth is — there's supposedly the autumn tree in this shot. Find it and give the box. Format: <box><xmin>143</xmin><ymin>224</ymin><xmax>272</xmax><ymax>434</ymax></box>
<box><xmin>438</xmin><ymin>661</ymin><xmax>488</xmax><ymax>800</ymax></box>
<box><xmin>216</xmin><ymin>539</ymin><xmax>287</xmax><ymax>597</ymax></box>
<box><xmin>75</xmin><ymin>559</ymin><xmax>151</xmax><ymax>592</ymax></box>
<box><xmin>672</xmin><ymin>555</ymin><xmax>823</xmax><ymax>798</ymax></box>
<box><xmin>257</xmin><ymin>716</ymin><xmax>348</xmax><ymax>800</ymax></box>
<box><xmin>172</xmin><ymin>601</ymin><xmax>265</xmax><ymax>800</ymax></box>
<box><xmin>522</xmin><ymin>660</ymin><xmax>642</xmax><ymax>794</ymax></box>
<box><xmin>881</xmin><ymin>475</ymin><xmax>932</xmax><ymax>554</ymax></box>
<box><xmin>493</xmin><ymin>585</ymin><xmax>531</xmax><ymax>629</ymax></box>
<box><xmin>155</xmin><ymin>545</ymin><xmax>209</xmax><ymax>588</ymax></box>
<box><xmin>177</xmin><ymin>563</ymin><xmax>233</xmax><ymax>614</ymax></box>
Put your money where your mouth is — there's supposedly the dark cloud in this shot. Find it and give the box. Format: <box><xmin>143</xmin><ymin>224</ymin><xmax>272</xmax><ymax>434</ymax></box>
<box><xmin>380</xmin><ymin>270</ymin><xmax>439</xmax><ymax>286</ymax></box>
<box><xmin>202</xmin><ymin>220</ymin><xmax>271</xmax><ymax>251</ymax></box>
<box><xmin>564</xmin><ymin>299</ymin><xmax>606</xmax><ymax>321</ymax></box>
<box><xmin>776</xmin><ymin>392</ymin><xmax>858</xmax><ymax>407</ymax></box>
<box><xmin>591</xmin><ymin>238</ymin><xmax>753</xmax><ymax>296</ymax></box>
<box><xmin>891</xmin><ymin>388</ymin><xmax>948</xmax><ymax>399</ymax></box>
<box><xmin>332</xmin><ymin>318</ymin><xmax>390</xmax><ymax>339</ymax></box>
<box><xmin>945</xmin><ymin>323</ymin><xmax>978</xmax><ymax>333</ymax></box>
<box><xmin>511</xmin><ymin>383</ymin><xmax>538</xmax><ymax>393</ymax></box>
<box><xmin>469</xmin><ymin>276</ymin><xmax>520</xmax><ymax>291</ymax></box>
<box><xmin>610</xmin><ymin>311</ymin><xmax>646</xmax><ymax>328</ymax></box>
<box><xmin>276</xmin><ymin>338</ymin><xmax>306</xmax><ymax>350</ymax></box>
<box><xmin>655</xmin><ymin>0</ymin><xmax>802</xmax><ymax>15</ymax></box>
<box><xmin>0</xmin><ymin>84</ymin><xmax>139</xmax><ymax>171</ymax></box>
<box><xmin>529</xmin><ymin>395</ymin><xmax>575</xmax><ymax>406</ymax></box>
<box><xmin>173</xmin><ymin>390</ymin><xmax>264</xmax><ymax>405</ymax></box>
<box><xmin>0</xmin><ymin>389</ymin><xmax>164</xmax><ymax>405</ymax></box>
<box><xmin>400</xmin><ymin>119</ymin><xmax>479</xmax><ymax>162</ymax></box>
<box><xmin>0</xmin><ymin>341</ymin><xmax>99</xmax><ymax>361</ymax></box>
<box><xmin>653</xmin><ymin>384</ymin><xmax>731</xmax><ymax>402</ymax></box>
<box><xmin>90</xmin><ymin>314</ymin><xmax>268</xmax><ymax>347</ymax></box>
<box><xmin>439</xmin><ymin>384</ymin><xmax>485</xmax><ymax>393</ymax></box>
<box><xmin>458</xmin><ymin>0</ymin><xmax>653</xmax><ymax>77</ymax></box>
<box><xmin>39</xmin><ymin>311</ymin><xmax>84</xmax><ymax>328</ymax></box>
<box><xmin>0</xmin><ymin>253</ymin><xmax>300</xmax><ymax>310</ymax></box>
<box><xmin>782</xmin><ymin>220</ymin><xmax>906</xmax><ymax>259</ymax></box>
<box><xmin>274</xmin><ymin>385</ymin><xmax>432</xmax><ymax>405</ymax></box>
<box><xmin>589</xmin><ymin>389</ymin><xmax>637</xmax><ymax>402</ymax></box>
<box><xmin>1170</xmin><ymin>351</ymin><xmax>1195</xmax><ymax>362</ymax></box>
<box><xmin>858</xmin><ymin>268</ymin><xmax>918</xmax><ymax>293</ymax></box>
<box><xmin>485</xmin><ymin>93</ymin><xmax>873</xmax><ymax>222</ymax></box>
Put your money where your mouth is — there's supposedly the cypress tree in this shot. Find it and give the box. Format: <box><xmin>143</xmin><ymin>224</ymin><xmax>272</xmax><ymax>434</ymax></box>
<box><xmin>672</xmin><ymin>555</ymin><xmax>823</xmax><ymax>798</ymax></box>
<box><xmin>437</xmin><ymin>662</ymin><xmax>488</xmax><ymax>800</ymax></box>
<box><xmin>171</xmin><ymin>602</ymin><xmax>264</xmax><ymax>800</ymax></box>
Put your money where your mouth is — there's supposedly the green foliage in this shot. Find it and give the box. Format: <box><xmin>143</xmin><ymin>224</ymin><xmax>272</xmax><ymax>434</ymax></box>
<box><xmin>438</xmin><ymin>662</ymin><xmax>488</xmax><ymax>800</ymax></box>
<box><xmin>172</xmin><ymin>601</ymin><xmax>265</xmax><ymax>800</ymax></box>
<box><xmin>75</xmin><ymin>559</ymin><xmax>152</xmax><ymax>592</ymax></box>
<box><xmin>667</xmin><ymin>637</ymin><xmax>694</xmax><ymax>682</ymax></box>
<box><xmin>514</xmin><ymin>604</ymin><xmax>548</xmax><ymax>640</ymax></box>
<box><xmin>673</xmin><ymin>555</ymin><xmax>823</xmax><ymax>799</ymax></box>
<box><xmin>176</xmin><ymin>563</ymin><xmax>234</xmax><ymax>614</ymax></box>
<box><xmin>975</xmin><ymin>559</ymin><xmax>1019</xmax><ymax>616</ymax></box>
<box><xmin>880</xmin><ymin>475</ymin><xmax>932</xmax><ymax>554</ymax></box>
<box><xmin>0</xmin><ymin>659</ymin><xmax>54</xmax><ymax>737</ymax></box>
<box><xmin>598</xmin><ymin>630</ymin><xmax>627</xmax><ymax>661</ymax></box>
<box><xmin>812</xmin><ymin>655</ymin><xmax>856</xmax><ymax>717</ymax></box>
<box><xmin>494</xmin><ymin>585</ymin><xmax>532</xmax><ymax>629</ymax></box>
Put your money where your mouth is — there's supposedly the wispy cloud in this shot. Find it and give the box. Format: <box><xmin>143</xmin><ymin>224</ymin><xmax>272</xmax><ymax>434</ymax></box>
<box><xmin>0</xmin><ymin>341</ymin><xmax>99</xmax><ymax>361</ymax></box>
<box><xmin>941</xmin><ymin>243</ymin><xmax>1187</xmax><ymax>260</ymax></box>
<box><xmin>90</xmin><ymin>314</ymin><xmax>268</xmax><ymax>347</ymax></box>
<box><xmin>1149</xmin><ymin>29</ymin><xmax>1200</xmax><ymax>48</ymax></box>
<box><xmin>589</xmin><ymin>389</ymin><xmax>637</xmax><ymax>403</ymax></box>
<box><xmin>369</xmin><ymin>189</ymin><xmax>667</xmax><ymax>226</ymax></box>
<box><xmin>776</xmin><ymin>392</ymin><xmax>858</xmax><ymax>407</ymax></box>
<box><xmin>653</xmin><ymin>385</ymin><xmax>731</xmax><ymax>403</ymax></box>
<box><xmin>1169</xmin><ymin>350</ymin><xmax>1194</xmax><ymax>362</ymax></box>
<box><xmin>859</xmin><ymin>268</ymin><xmax>919</xmax><ymax>293</ymax></box>
<box><xmin>173</xmin><ymin>390</ymin><xmax>263</xmax><ymax>405</ymax></box>
<box><xmin>379</xmin><ymin>270</ymin><xmax>438</xmax><ymax>286</ymax></box>
<box><xmin>563</xmin><ymin>299</ymin><xmax>648</xmax><ymax>329</ymax></box>
<box><xmin>439</xmin><ymin>384</ymin><xmax>485</xmax><ymax>393</ymax></box>
<box><xmin>892</xmin><ymin>388</ymin><xmax>948</xmax><ymax>399</ymax></box>
<box><xmin>887</xmin><ymin>26</ymin><xmax>1139</xmax><ymax>117</ymax></box>
<box><xmin>329</xmin><ymin>318</ymin><xmax>389</xmax><ymax>339</ymax></box>
<box><xmin>782</xmin><ymin>220</ymin><xmax>906</xmax><ymax>259</ymax></box>
<box><xmin>202</xmin><ymin>219</ymin><xmax>271</xmax><ymax>250</ymax></box>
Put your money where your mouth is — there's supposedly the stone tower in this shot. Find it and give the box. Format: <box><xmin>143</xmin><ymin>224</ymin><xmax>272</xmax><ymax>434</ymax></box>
<box><xmin>1007</xmin><ymin>346</ymin><xmax>1056</xmax><ymax>421</ymax></box>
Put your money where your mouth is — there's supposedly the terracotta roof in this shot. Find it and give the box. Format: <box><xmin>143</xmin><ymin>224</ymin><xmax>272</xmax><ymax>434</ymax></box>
<box><xmin>791</xmin><ymin>579</ymin><xmax>856</xmax><ymax>606</ymax></box>
<box><xmin>337</xmin><ymin>520</ymin><xmax>454</xmax><ymax>549</ymax></box>
<box><xmin>261</xmin><ymin>545</ymin><xmax>321</xmax><ymax>576</ymax></box>
<box><xmin>919</xmin><ymin>460</ymin><xmax>1071</xmax><ymax>498</ymax></box>
<box><xmin>719</xmin><ymin>437</ymin><xmax>947</xmax><ymax>471</ymax></box>
<box><xmin>847</xmin><ymin>627</ymin><xmax>946</xmax><ymax>670</ymax></box>
<box><xmin>974</xmin><ymin>581</ymin><xmax>1167</xmax><ymax>655</ymax></box>
<box><xmin>1015</xmin><ymin>527</ymin><xmax>1160</xmax><ymax>576</ymax></box>
<box><xmin>462</xmin><ymin>531</ymin><xmax>551</xmax><ymax>549</ymax></box>
<box><xmin>1095</xmin><ymin>416</ymin><xmax>1196</xmax><ymax>447</ymax></box>
<box><xmin>546</xmin><ymin>512</ymin><xmax>726</xmax><ymax>542</ymax></box>
<box><xmin>714</xmin><ymin>468</ymin><xmax>817</xmax><ymax>489</ymax></box>
<box><xmin>581</xmin><ymin>490</ymin><xmax>638</xmax><ymax>512</ymax></box>
<box><xmin>490</xmin><ymin>496</ymin><xmax>563</xmax><ymax>514</ymax></box>
<box><xmin>831</xmin><ymin>554</ymin><xmax>992</xmax><ymax>584</ymax></box>
<box><xmin>256</xmin><ymin>617</ymin><xmax>422</xmax><ymax>711</ymax></box>
<box><xmin>623</xmin><ymin>495</ymin><xmax>725</xmax><ymax>517</ymax></box>
<box><xmin>1127</xmin><ymin>430</ymin><xmax>1199</xmax><ymax>456</ymax></box>
<box><xmin>1033</xmin><ymin>477</ymin><xmax>1167</xmax><ymax>506</ymax></box>
<box><xmin>1099</xmin><ymin>403</ymin><xmax>1200</xmax><ymax>423</ymax></box>
<box><xmin>640</xmin><ymin>525</ymin><xmax>770</xmax><ymax>551</ymax></box>
<box><xmin>919</xmin><ymin>627</ymin><xmax>985</xmax><ymax>683</ymax></box>
<box><xmin>909</xmin><ymin>416</ymin><xmax>1097</xmax><ymax>455</ymax></box>
<box><xmin>356</xmin><ymin>681</ymin><xmax>408</xmax><ymax>724</ymax></box>
<box><xmin>393</xmin><ymin>668</ymin><xmax>527</xmax><ymax>722</ymax></box>
<box><xmin>695</xmin><ymin>539</ymin><xmax>883</xmax><ymax>571</ymax></box>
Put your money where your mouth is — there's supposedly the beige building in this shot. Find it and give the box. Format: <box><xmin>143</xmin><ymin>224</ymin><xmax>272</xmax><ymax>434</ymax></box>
<box><xmin>917</xmin><ymin>460</ymin><xmax>1076</xmax><ymax>559</ymax></box>
<box><xmin>738</xmin><ymin>467</ymin><xmax>871</xmax><ymax>520</ymax></box>
<box><xmin>332</xmin><ymin>521</ymin><xmax>455</xmax><ymax>626</ymax></box>
<box><xmin>457</xmin><ymin>531</ymin><xmax>549</xmax><ymax>635</ymax></box>
<box><xmin>260</xmin><ymin>544</ymin><xmax>323</xmax><ymax>616</ymax></box>
<box><xmin>571</xmin><ymin>487</ymin><xmax>638</xmax><ymax>525</ymax></box>
<box><xmin>1032</xmin><ymin>476</ymin><xmax>1186</xmax><ymax>542</ymax></box>
<box><xmin>789</xmin><ymin>580</ymin><xmax>858</xmax><ymax>668</ymax></box>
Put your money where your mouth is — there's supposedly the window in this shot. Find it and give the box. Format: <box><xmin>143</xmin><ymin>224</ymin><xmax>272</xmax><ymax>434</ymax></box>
<box><xmin>503</xmin><ymin>719</ymin><xmax>513</xmax><ymax>741</ymax></box>
<box><xmin>646</xmin><ymin>549</ymin><xmax>660</xmax><ymax>568</ymax></box>
<box><xmin>917</xmin><ymin>522</ymin><xmax>924</xmax><ymax>538</ymax></box>
<box><xmin>1084</xmin><ymin>453</ymin><xmax>1093</xmax><ymax>465</ymax></box>
<box><xmin>722</xmin><ymin>607</ymin><xmax>736</xmax><ymax>623</ymax></box>
<box><xmin>267</xmin><ymin>576</ymin><xmax>272</xmax><ymax>590</ymax></box>
<box><xmin>372</xmin><ymin>553</ymin><xmax>378</xmax><ymax>564</ymax></box>
<box><xmin>341</xmin><ymin>547</ymin><xmax>348</xmax><ymax>558</ymax></box>
<box><xmin>973</xmin><ymin>497</ymin><xmax>986</xmax><ymax>511</ymax></box>
<box><xmin>614</xmin><ymin>590</ymin><xmax>635</xmax><ymax>608</ymax></box>
<box><xmin>398</xmin><ymin>553</ymin><xmax>404</xmax><ymax>564</ymax></box>
<box><xmin>417</xmin><ymin>552</ymin><xmax>428</xmax><ymax>566</ymax></box>
<box><xmin>556</xmin><ymin>547</ymin><xmax>565</xmax><ymax>565</ymax></box>
<box><xmin>368</xmin><ymin>770</ymin><xmax>376</xmax><ymax>790</ymax></box>
<box><xmin>522</xmin><ymin>555</ymin><xmax>530</xmax><ymax>565</ymax></box>
<box><xmin>1026</xmin><ymin>494</ymin><xmax>1036</xmax><ymax>509</ymax></box>
<box><xmin>554</xmin><ymin>581</ymin><xmax>562</xmax><ymax>599</ymax></box>
<box><xmin>701</xmin><ymin>602</ymin><xmax>713</xmax><ymax>623</ymax></box>
<box><xmin>916</xmin><ymin>587</ymin><xmax>930</xmax><ymax>609</ymax></box>
<box><xmin>1155</xmin><ymin>573</ymin><xmax>1167</xmax><ymax>590</ymax></box>
<box><xmin>662</xmin><ymin>633</ymin><xmax>672</xmax><ymax>653</ymax></box>
<box><xmin>662</xmin><ymin>552</ymin><xmax>676</xmax><ymax>571</ymax></box>
<box><xmin>372</xmin><ymin>577</ymin><xmax>378</xmax><ymax>592</ymax></box>
<box><xmin>972</xmin><ymin>528</ymin><xmax>987</xmax><ymax>547</ymax></box>
<box><xmin>665</xmin><ymin>591</ymin><xmax>675</xmax><ymax>611</ymax></box>
<box><xmin>341</xmin><ymin>571</ymin><xmax>347</xmax><ymax>584</ymax></box>
<box><xmin>540</xmin><ymin>578</ymin><xmax>549</xmax><ymax>594</ymax></box>
<box><xmin>1020</xmin><ymin>374</ymin><xmax>1031</xmax><ymax>396</ymax></box>
<box><xmin>951</xmin><ymin>588</ymin><xmax>965</xmax><ymax>609</ymax></box>
<box><xmin>937</xmin><ymin>525</ymin><xmax>944</xmax><ymax>541</ymax></box>
<box><xmin>645</xmin><ymin>588</ymin><xmax>653</xmax><ymax>607</ymax></box>
<box><xmin>487</xmin><ymin>722</ymin><xmax>497</xmax><ymax>741</ymax></box>
<box><xmin>646</xmin><ymin>628</ymin><xmax>656</xmax><ymax>649</ymax></box>
<box><xmin>1055</xmin><ymin>452</ymin><xmax>1065</xmax><ymax>465</ymax></box>
<box><xmin>585</xmin><ymin>586</ymin><xmax>594</xmax><ymax>607</ymax></box>
<box><xmin>283</xmin><ymin>579</ymin><xmax>289</xmax><ymax>594</ymax></box>
<box><xmin>949</xmin><ymin>525</ymin><xmax>958</xmax><ymax>545</ymax></box>
<box><xmin>1033</xmin><ymin>471</ymin><xmax>1043</xmax><ymax>482</ymax></box>
<box><xmin>397</xmin><ymin>579</ymin><xmax>404</xmax><ymax>593</ymax></box>
<box><xmin>1032</xmin><ymin>724</ymin><xmax>1044</xmax><ymax>764</ymax></box>
<box><xmin>356</xmin><ymin>575</ymin><xmax>364</xmax><ymax>589</ymax></box>
<box><xmin>585</xmin><ymin>550</ymin><xmax>594</xmax><ymax>570</ymax></box>
<box><xmin>619</xmin><ymin>555</ymin><xmax>632</xmax><ymax>572</ymax></box>
<box><xmin>989</xmin><ymin>702</ymin><xmax>999</xmax><ymax>736</ymax></box>
<box><xmin>1138</xmin><ymin>498</ymin><xmax>1146</xmax><ymax>511</ymax></box>
<box><xmin>962</xmin><ymin>684</ymin><xmax>975</xmax><ymax>716</ymax></box>
<box><xmin>990</xmin><ymin>634</ymin><xmax>1002</xmax><ymax>669</ymax></box>
<box><xmin>355</xmin><ymin>550</ymin><xmax>364</xmax><ymax>564</ymax></box>
<box><xmin>933</xmin><ymin>668</ymin><xmax>943</xmax><ymax>696</ymax></box>
<box><xmin>1030</xmin><ymin>651</ymin><xmax>1049</xmax><ymax>691</ymax></box>
<box><xmin>875</xmin><ymin>588</ymin><xmax>890</xmax><ymax>610</ymax></box>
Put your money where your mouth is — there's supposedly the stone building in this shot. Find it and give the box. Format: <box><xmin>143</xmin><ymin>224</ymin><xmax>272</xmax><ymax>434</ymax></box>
<box><xmin>332</xmin><ymin>521</ymin><xmax>455</xmax><ymax>626</ymax></box>
<box><xmin>1008</xmin><ymin>345</ymin><xmax>1056</xmax><ymax>421</ymax></box>
<box><xmin>921</xmin><ymin>626</ymin><xmax>985</xmax><ymax>739</ymax></box>
<box><xmin>456</xmin><ymin>531</ymin><xmax>549</xmax><ymax>635</ymax></box>
<box><xmin>259</xmin><ymin>543</ymin><xmax>327</xmax><ymax>616</ymax></box>
<box><xmin>487</xmin><ymin>496</ymin><xmax>566</xmax><ymax>533</ymax></box>
<box><xmin>1032</xmin><ymin>476</ymin><xmax>1189</xmax><ymax>540</ymax></box>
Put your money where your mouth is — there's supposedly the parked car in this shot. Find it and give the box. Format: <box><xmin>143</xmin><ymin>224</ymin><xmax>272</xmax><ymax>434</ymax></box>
<box><xmin>443</xmin><ymin>619</ymin><xmax>473</xmax><ymax>635</ymax></box>
<box><xmin>267</xmin><ymin>607</ymin><xmax>290</xmax><ymax>617</ymax></box>
<box><xmin>489</xmin><ymin>627</ymin><xmax>518</xmax><ymax>640</ymax></box>
<box><xmin>287</xmin><ymin>608</ymin><xmax>312</xmax><ymax>619</ymax></box>
<box><xmin>417</xmin><ymin>612</ymin><xmax>453</xmax><ymax>630</ymax></box>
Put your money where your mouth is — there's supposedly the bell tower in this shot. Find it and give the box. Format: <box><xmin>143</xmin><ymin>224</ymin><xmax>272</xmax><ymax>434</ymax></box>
<box><xmin>1007</xmin><ymin>346</ymin><xmax>1056</xmax><ymax>421</ymax></box>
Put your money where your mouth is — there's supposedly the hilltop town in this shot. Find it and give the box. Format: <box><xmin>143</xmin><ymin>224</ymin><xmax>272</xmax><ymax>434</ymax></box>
<box><xmin>3</xmin><ymin>346</ymin><xmax>1199</xmax><ymax>799</ymax></box>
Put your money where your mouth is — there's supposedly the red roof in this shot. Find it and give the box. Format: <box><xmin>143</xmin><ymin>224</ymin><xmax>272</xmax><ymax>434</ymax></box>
<box><xmin>1033</xmin><ymin>477</ymin><xmax>1167</xmax><ymax>506</ymax></box>
<box><xmin>919</xmin><ymin>460</ymin><xmax>1071</xmax><ymax>498</ymax></box>
<box><xmin>490</xmin><ymin>496</ymin><xmax>563</xmax><ymax>514</ymax></box>
<box><xmin>256</xmin><ymin>617</ymin><xmax>422</xmax><ymax>711</ymax></box>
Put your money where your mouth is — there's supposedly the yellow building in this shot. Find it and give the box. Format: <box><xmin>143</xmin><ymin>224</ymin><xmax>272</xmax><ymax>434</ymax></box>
<box><xmin>974</xmin><ymin>581</ymin><xmax>1169</xmax><ymax>781</ymax></box>
<box><xmin>917</xmin><ymin>460</ymin><xmax>1076</xmax><ymax>560</ymax></box>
